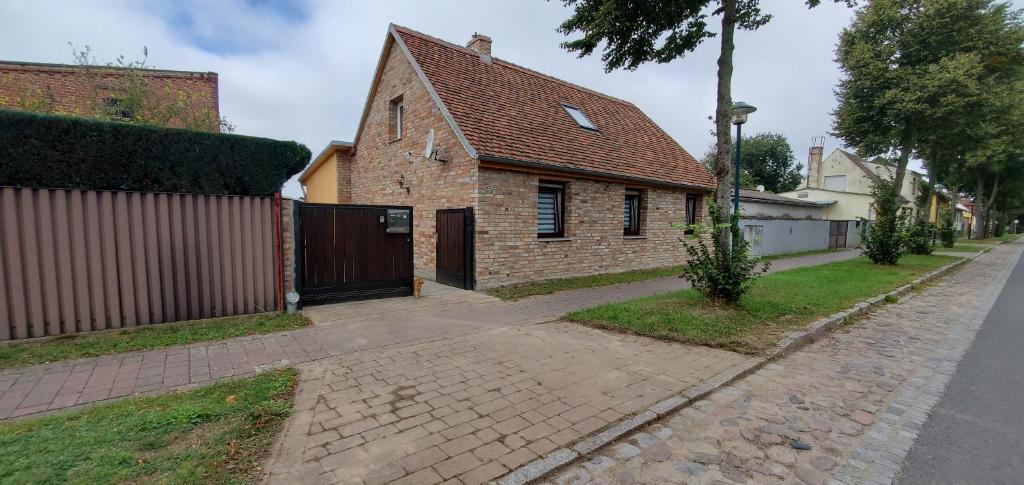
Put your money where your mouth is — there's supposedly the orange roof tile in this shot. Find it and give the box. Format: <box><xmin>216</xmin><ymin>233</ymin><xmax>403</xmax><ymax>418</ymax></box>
<box><xmin>391</xmin><ymin>25</ymin><xmax>714</xmax><ymax>190</ymax></box>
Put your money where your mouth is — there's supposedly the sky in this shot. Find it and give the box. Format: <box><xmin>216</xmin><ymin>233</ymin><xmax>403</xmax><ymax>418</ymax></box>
<box><xmin>0</xmin><ymin>0</ymin><xmax>975</xmax><ymax>197</ymax></box>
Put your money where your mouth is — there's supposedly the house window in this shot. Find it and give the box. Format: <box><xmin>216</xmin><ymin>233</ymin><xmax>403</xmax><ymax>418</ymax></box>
<box><xmin>561</xmin><ymin>104</ymin><xmax>598</xmax><ymax>131</ymax></box>
<box><xmin>824</xmin><ymin>175</ymin><xmax>847</xmax><ymax>191</ymax></box>
<box><xmin>538</xmin><ymin>182</ymin><xmax>565</xmax><ymax>238</ymax></box>
<box><xmin>624</xmin><ymin>189</ymin><xmax>641</xmax><ymax>236</ymax></box>
<box><xmin>389</xmin><ymin>96</ymin><xmax>404</xmax><ymax>141</ymax></box>
<box><xmin>685</xmin><ymin>194</ymin><xmax>701</xmax><ymax>226</ymax></box>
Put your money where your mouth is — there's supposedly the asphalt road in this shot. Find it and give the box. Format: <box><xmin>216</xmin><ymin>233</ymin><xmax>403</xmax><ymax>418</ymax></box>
<box><xmin>897</xmin><ymin>243</ymin><xmax>1024</xmax><ymax>484</ymax></box>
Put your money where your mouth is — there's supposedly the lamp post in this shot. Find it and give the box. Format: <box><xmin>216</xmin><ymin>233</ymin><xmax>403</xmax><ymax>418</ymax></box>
<box><xmin>731</xmin><ymin>101</ymin><xmax>757</xmax><ymax>215</ymax></box>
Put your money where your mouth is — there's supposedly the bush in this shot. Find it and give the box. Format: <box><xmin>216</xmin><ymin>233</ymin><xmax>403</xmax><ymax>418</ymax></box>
<box><xmin>906</xmin><ymin>219</ymin><xmax>934</xmax><ymax>255</ymax></box>
<box><xmin>938</xmin><ymin>207</ymin><xmax>956</xmax><ymax>248</ymax></box>
<box><xmin>680</xmin><ymin>202</ymin><xmax>769</xmax><ymax>304</ymax></box>
<box><xmin>0</xmin><ymin>109</ymin><xmax>310</xmax><ymax>196</ymax></box>
<box><xmin>862</xmin><ymin>177</ymin><xmax>907</xmax><ymax>265</ymax></box>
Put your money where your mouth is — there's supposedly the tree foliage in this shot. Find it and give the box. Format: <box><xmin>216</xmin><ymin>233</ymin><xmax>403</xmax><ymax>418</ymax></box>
<box><xmin>700</xmin><ymin>133</ymin><xmax>803</xmax><ymax>192</ymax></box>
<box><xmin>835</xmin><ymin>0</ymin><xmax>1024</xmax><ymax>247</ymax></box>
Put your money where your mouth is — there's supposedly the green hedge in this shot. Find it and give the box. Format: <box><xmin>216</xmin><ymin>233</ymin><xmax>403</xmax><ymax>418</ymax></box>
<box><xmin>0</xmin><ymin>109</ymin><xmax>310</xmax><ymax>196</ymax></box>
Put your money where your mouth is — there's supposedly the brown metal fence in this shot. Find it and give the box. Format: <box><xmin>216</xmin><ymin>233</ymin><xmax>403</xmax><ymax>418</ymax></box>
<box><xmin>0</xmin><ymin>187</ymin><xmax>280</xmax><ymax>341</ymax></box>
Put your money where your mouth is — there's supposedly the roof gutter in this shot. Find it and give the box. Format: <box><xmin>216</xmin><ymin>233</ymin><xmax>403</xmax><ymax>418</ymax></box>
<box><xmin>739</xmin><ymin>197</ymin><xmax>835</xmax><ymax>207</ymax></box>
<box><xmin>478</xmin><ymin>154</ymin><xmax>713</xmax><ymax>192</ymax></box>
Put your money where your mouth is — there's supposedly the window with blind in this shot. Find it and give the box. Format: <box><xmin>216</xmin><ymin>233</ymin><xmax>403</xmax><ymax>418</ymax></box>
<box><xmin>685</xmin><ymin>194</ymin><xmax>700</xmax><ymax>233</ymax></box>
<box><xmin>624</xmin><ymin>189</ymin><xmax>641</xmax><ymax>235</ymax></box>
<box><xmin>538</xmin><ymin>182</ymin><xmax>565</xmax><ymax>238</ymax></box>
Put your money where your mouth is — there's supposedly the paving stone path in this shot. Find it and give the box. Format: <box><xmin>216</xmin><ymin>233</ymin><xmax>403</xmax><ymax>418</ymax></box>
<box><xmin>263</xmin><ymin>322</ymin><xmax>753</xmax><ymax>484</ymax></box>
<box><xmin>547</xmin><ymin>242</ymin><xmax>1020</xmax><ymax>485</ymax></box>
<box><xmin>0</xmin><ymin>249</ymin><xmax>859</xmax><ymax>420</ymax></box>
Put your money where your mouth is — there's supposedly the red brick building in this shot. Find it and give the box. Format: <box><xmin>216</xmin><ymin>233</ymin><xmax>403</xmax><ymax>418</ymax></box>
<box><xmin>0</xmin><ymin>60</ymin><xmax>219</xmax><ymax>130</ymax></box>
<box><xmin>299</xmin><ymin>25</ymin><xmax>713</xmax><ymax>289</ymax></box>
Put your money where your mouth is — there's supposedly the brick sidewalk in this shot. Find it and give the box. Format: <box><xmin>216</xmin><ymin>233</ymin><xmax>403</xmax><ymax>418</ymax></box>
<box><xmin>0</xmin><ymin>249</ymin><xmax>860</xmax><ymax>420</ymax></box>
<box><xmin>547</xmin><ymin>243</ymin><xmax>1021</xmax><ymax>485</ymax></box>
<box><xmin>263</xmin><ymin>322</ymin><xmax>754</xmax><ymax>485</ymax></box>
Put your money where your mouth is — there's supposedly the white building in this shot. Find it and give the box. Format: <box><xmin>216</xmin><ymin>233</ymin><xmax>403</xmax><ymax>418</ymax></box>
<box><xmin>780</xmin><ymin>146</ymin><xmax>923</xmax><ymax>221</ymax></box>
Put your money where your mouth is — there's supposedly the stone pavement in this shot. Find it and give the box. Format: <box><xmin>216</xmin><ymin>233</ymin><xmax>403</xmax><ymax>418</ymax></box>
<box><xmin>547</xmin><ymin>242</ymin><xmax>1021</xmax><ymax>485</ymax></box>
<box><xmin>263</xmin><ymin>322</ymin><xmax>754</xmax><ymax>485</ymax></box>
<box><xmin>0</xmin><ymin>249</ymin><xmax>859</xmax><ymax>420</ymax></box>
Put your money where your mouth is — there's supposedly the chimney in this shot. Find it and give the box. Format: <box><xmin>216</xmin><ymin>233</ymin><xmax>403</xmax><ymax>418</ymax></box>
<box><xmin>466</xmin><ymin>33</ymin><xmax>492</xmax><ymax>56</ymax></box>
<box><xmin>806</xmin><ymin>137</ymin><xmax>824</xmax><ymax>188</ymax></box>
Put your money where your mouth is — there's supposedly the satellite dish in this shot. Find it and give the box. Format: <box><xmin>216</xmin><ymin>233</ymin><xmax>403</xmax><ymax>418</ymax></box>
<box><xmin>423</xmin><ymin>129</ymin><xmax>435</xmax><ymax>158</ymax></box>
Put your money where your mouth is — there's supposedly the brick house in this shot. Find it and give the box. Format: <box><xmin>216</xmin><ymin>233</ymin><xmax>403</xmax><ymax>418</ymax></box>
<box><xmin>0</xmin><ymin>60</ymin><xmax>219</xmax><ymax>131</ymax></box>
<box><xmin>299</xmin><ymin>25</ymin><xmax>713</xmax><ymax>289</ymax></box>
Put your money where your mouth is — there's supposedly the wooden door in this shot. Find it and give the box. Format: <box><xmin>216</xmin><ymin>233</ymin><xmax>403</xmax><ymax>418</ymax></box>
<box><xmin>436</xmin><ymin>208</ymin><xmax>474</xmax><ymax>289</ymax></box>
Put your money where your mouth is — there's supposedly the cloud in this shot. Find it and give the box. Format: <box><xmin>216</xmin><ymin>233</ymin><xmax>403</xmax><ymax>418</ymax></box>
<box><xmin>7</xmin><ymin>0</ymin><xmax>996</xmax><ymax>196</ymax></box>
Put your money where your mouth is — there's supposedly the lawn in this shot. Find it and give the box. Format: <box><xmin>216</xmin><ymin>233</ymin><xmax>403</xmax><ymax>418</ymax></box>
<box><xmin>0</xmin><ymin>368</ymin><xmax>297</xmax><ymax>484</ymax></box>
<box><xmin>565</xmin><ymin>254</ymin><xmax>959</xmax><ymax>355</ymax></box>
<box><xmin>486</xmin><ymin>249</ymin><xmax>844</xmax><ymax>300</ymax></box>
<box><xmin>487</xmin><ymin>265</ymin><xmax>684</xmax><ymax>300</ymax></box>
<box><xmin>0</xmin><ymin>313</ymin><xmax>310</xmax><ymax>370</ymax></box>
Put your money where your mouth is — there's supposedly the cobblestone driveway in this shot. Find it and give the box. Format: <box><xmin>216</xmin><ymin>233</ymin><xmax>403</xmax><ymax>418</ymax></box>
<box><xmin>548</xmin><ymin>243</ymin><xmax>1021</xmax><ymax>485</ymax></box>
<box><xmin>264</xmin><ymin>322</ymin><xmax>754</xmax><ymax>484</ymax></box>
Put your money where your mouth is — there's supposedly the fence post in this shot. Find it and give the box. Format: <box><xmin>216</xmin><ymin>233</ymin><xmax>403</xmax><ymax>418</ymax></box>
<box><xmin>274</xmin><ymin>192</ymin><xmax>284</xmax><ymax>312</ymax></box>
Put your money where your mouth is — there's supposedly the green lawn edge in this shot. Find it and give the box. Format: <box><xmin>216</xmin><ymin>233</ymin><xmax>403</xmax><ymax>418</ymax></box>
<box><xmin>486</xmin><ymin>265</ymin><xmax>684</xmax><ymax>300</ymax></box>
<box><xmin>486</xmin><ymin>249</ymin><xmax>848</xmax><ymax>301</ymax></box>
<box><xmin>0</xmin><ymin>313</ymin><xmax>311</xmax><ymax>370</ymax></box>
<box><xmin>0</xmin><ymin>368</ymin><xmax>298</xmax><ymax>484</ymax></box>
<box><xmin>565</xmin><ymin>254</ymin><xmax>960</xmax><ymax>356</ymax></box>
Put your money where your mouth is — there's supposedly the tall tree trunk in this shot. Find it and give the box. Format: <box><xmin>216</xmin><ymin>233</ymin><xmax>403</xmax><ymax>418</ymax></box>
<box><xmin>920</xmin><ymin>143</ymin><xmax>938</xmax><ymax>223</ymax></box>
<box><xmin>975</xmin><ymin>174</ymin><xmax>989</xmax><ymax>239</ymax></box>
<box><xmin>713</xmin><ymin>0</ymin><xmax>737</xmax><ymax>249</ymax></box>
<box><xmin>892</xmin><ymin>132</ymin><xmax>912</xmax><ymax>210</ymax></box>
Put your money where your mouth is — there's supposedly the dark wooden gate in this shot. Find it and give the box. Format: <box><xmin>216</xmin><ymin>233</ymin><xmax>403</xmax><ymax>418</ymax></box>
<box><xmin>829</xmin><ymin>220</ymin><xmax>849</xmax><ymax>249</ymax></box>
<box><xmin>436</xmin><ymin>208</ymin><xmax>474</xmax><ymax>289</ymax></box>
<box><xmin>295</xmin><ymin>203</ymin><xmax>413</xmax><ymax>306</ymax></box>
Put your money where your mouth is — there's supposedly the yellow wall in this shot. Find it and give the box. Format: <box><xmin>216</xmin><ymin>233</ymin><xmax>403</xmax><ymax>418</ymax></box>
<box><xmin>303</xmin><ymin>153</ymin><xmax>338</xmax><ymax>203</ymax></box>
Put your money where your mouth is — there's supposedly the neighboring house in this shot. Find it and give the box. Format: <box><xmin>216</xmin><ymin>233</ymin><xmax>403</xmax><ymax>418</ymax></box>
<box><xmin>781</xmin><ymin>146</ymin><xmax>922</xmax><ymax>221</ymax></box>
<box><xmin>737</xmin><ymin>188</ymin><xmax>860</xmax><ymax>257</ymax></box>
<box><xmin>298</xmin><ymin>25</ymin><xmax>713</xmax><ymax>289</ymax></box>
<box><xmin>0</xmin><ymin>60</ymin><xmax>219</xmax><ymax>130</ymax></box>
<box><xmin>926</xmin><ymin>188</ymin><xmax>973</xmax><ymax>234</ymax></box>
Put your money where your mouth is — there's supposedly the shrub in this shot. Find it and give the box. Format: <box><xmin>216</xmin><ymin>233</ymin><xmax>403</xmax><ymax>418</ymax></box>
<box><xmin>906</xmin><ymin>219</ymin><xmax>934</xmax><ymax>255</ymax></box>
<box><xmin>862</xmin><ymin>177</ymin><xmax>907</xmax><ymax>265</ymax></box>
<box><xmin>0</xmin><ymin>109</ymin><xmax>310</xmax><ymax>196</ymax></box>
<box><xmin>937</xmin><ymin>207</ymin><xmax>956</xmax><ymax>248</ymax></box>
<box><xmin>680</xmin><ymin>202</ymin><xmax>769</xmax><ymax>304</ymax></box>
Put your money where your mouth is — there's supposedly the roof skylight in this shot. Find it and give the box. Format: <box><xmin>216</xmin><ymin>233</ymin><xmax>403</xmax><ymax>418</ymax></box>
<box><xmin>562</xmin><ymin>104</ymin><xmax>597</xmax><ymax>130</ymax></box>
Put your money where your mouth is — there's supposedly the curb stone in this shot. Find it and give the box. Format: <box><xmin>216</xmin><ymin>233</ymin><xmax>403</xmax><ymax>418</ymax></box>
<box><xmin>497</xmin><ymin>246</ymin><xmax>997</xmax><ymax>485</ymax></box>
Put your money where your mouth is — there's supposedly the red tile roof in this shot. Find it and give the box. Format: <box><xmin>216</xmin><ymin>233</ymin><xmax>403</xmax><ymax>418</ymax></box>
<box><xmin>391</xmin><ymin>25</ymin><xmax>713</xmax><ymax>189</ymax></box>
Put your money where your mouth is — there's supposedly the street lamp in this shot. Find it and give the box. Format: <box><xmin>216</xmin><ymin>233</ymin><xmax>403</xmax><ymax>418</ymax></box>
<box><xmin>731</xmin><ymin>101</ymin><xmax>757</xmax><ymax>214</ymax></box>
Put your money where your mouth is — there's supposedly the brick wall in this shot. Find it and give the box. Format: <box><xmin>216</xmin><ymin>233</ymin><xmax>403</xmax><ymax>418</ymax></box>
<box><xmin>0</xmin><ymin>62</ymin><xmax>219</xmax><ymax>130</ymax></box>
<box><xmin>337</xmin><ymin>151</ymin><xmax>353</xmax><ymax>203</ymax></box>
<box><xmin>347</xmin><ymin>43</ymin><xmax>477</xmax><ymax>279</ymax></box>
<box><xmin>475</xmin><ymin>168</ymin><xmax>710</xmax><ymax>288</ymax></box>
<box><xmin>281</xmin><ymin>198</ymin><xmax>297</xmax><ymax>296</ymax></box>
